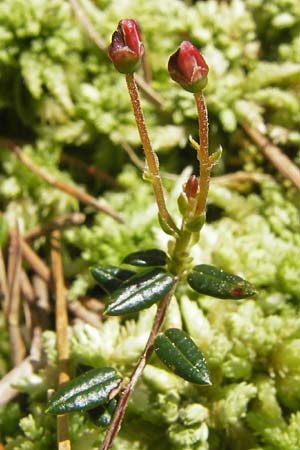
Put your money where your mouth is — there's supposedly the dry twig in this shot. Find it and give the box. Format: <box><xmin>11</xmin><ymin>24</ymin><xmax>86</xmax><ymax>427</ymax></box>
<box><xmin>0</xmin><ymin>357</ymin><xmax>34</xmax><ymax>407</ymax></box>
<box><xmin>21</xmin><ymin>239</ymin><xmax>51</xmax><ymax>283</ymax></box>
<box><xmin>242</xmin><ymin>123</ymin><xmax>300</xmax><ymax>189</ymax></box>
<box><xmin>25</xmin><ymin>212</ymin><xmax>86</xmax><ymax>241</ymax></box>
<box><xmin>212</xmin><ymin>171</ymin><xmax>272</xmax><ymax>187</ymax></box>
<box><xmin>51</xmin><ymin>230</ymin><xmax>71</xmax><ymax>450</ymax></box>
<box><xmin>32</xmin><ymin>275</ymin><xmax>51</xmax><ymax>330</ymax></box>
<box><xmin>68</xmin><ymin>300</ymin><xmax>102</xmax><ymax>328</ymax></box>
<box><xmin>0</xmin><ymin>247</ymin><xmax>8</xmax><ymax>315</ymax></box>
<box><xmin>7</xmin><ymin>224</ymin><xmax>26</xmax><ymax>366</ymax></box>
<box><xmin>61</xmin><ymin>153</ymin><xmax>119</xmax><ymax>188</ymax></box>
<box><xmin>1</xmin><ymin>140</ymin><xmax>124</xmax><ymax>223</ymax></box>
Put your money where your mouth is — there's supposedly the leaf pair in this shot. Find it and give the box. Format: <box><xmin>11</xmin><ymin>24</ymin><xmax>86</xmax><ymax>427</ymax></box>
<box><xmin>91</xmin><ymin>249</ymin><xmax>176</xmax><ymax>316</ymax></box>
<box><xmin>47</xmin><ymin>329</ymin><xmax>211</xmax><ymax>417</ymax></box>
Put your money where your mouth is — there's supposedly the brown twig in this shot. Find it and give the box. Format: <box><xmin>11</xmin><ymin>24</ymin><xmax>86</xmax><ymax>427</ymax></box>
<box><xmin>68</xmin><ymin>0</ymin><xmax>164</xmax><ymax>109</ymax></box>
<box><xmin>21</xmin><ymin>239</ymin><xmax>51</xmax><ymax>283</ymax></box>
<box><xmin>121</xmin><ymin>141</ymin><xmax>178</xmax><ymax>180</ymax></box>
<box><xmin>51</xmin><ymin>230</ymin><xmax>71</xmax><ymax>450</ymax></box>
<box><xmin>7</xmin><ymin>225</ymin><xmax>26</xmax><ymax>366</ymax></box>
<box><xmin>99</xmin><ymin>283</ymin><xmax>177</xmax><ymax>450</ymax></box>
<box><xmin>68</xmin><ymin>300</ymin><xmax>102</xmax><ymax>328</ymax></box>
<box><xmin>20</xmin><ymin>269</ymin><xmax>36</xmax><ymax>304</ymax></box>
<box><xmin>0</xmin><ymin>327</ymin><xmax>43</xmax><ymax>407</ymax></box>
<box><xmin>81</xmin><ymin>297</ymin><xmax>104</xmax><ymax>314</ymax></box>
<box><xmin>0</xmin><ymin>357</ymin><xmax>34</xmax><ymax>407</ymax></box>
<box><xmin>32</xmin><ymin>275</ymin><xmax>51</xmax><ymax>330</ymax></box>
<box><xmin>212</xmin><ymin>171</ymin><xmax>272</xmax><ymax>186</ymax></box>
<box><xmin>121</xmin><ymin>141</ymin><xmax>145</xmax><ymax>171</ymax></box>
<box><xmin>61</xmin><ymin>153</ymin><xmax>119</xmax><ymax>188</ymax></box>
<box><xmin>24</xmin><ymin>212</ymin><xmax>86</xmax><ymax>241</ymax></box>
<box><xmin>2</xmin><ymin>141</ymin><xmax>124</xmax><ymax>223</ymax></box>
<box><xmin>0</xmin><ymin>248</ymin><xmax>8</xmax><ymax>316</ymax></box>
<box><xmin>241</xmin><ymin>123</ymin><xmax>300</xmax><ymax>189</ymax></box>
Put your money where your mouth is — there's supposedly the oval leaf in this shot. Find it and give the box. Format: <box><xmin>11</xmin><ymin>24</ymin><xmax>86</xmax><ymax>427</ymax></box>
<box><xmin>46</xmin><ymin>367</ymin><xmax>121</xmax><ymax>414</ymax></box>
<box><xmin>123</xmin><ymin>249</ymin><xmax>167</xmax><ymax>267</ymax></box>
<box><xmin>91</xmin><ymin>265</ymin><xmax>135</xmax><ymax>293</ymax></box>
<box><xmin>188</xmin><ymin>264</ymin><xmax>256</xmax><ymax>299</ymax></box>
<box><xmin>154</xmin><ymin>328</ymin><xmax>211</xmax><ymax>385</ymax></box>
<box><xmin>105</xmin><ymin>268</ymin><xmax>176</xmax><ymax>316</ymax></box>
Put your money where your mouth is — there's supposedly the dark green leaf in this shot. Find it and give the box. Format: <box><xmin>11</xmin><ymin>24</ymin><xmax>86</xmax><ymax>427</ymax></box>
<box><xmin>46</xmin><ymin>367</ymin><xmax>121</xmax><ymax>414</ymax></box>
<box><xmin>188</xmin><ymin>264</ymin><xmax>256</xmax><ymax>299</ymax></box>
<box><xmin>95</xmin><ymin>398</ymin><xmax>117</xmax><ymax>427</ymax></box>
<box><xmin>154</xmin><ymin>328</ymin><xmax>211</xmax><ymax>385</ymax></box>
<box><xmin>105</xmin><ymin>268</ymin><xmax>176</xmax><ymax>316</ymax></box>
<box><xmin>123</xmin><ymin>249</ymin><xmax>167</xmax><ymax>267</ymax></box>
<box><xmin>91</xmin><ymin>265</ymin><xmax>135</xmax><ymax>293</ymax></box>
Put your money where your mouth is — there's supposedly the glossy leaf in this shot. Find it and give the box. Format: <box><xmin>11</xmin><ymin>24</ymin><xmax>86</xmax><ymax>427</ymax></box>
<box><xmin>188</xmin><ymin>264</ymin><xmax>256</xmax><ymax>299</ymax></box>
<box><xmin>46</xmin><ymin>367</ymin><xmax>121</xmax><ymax>414</ymax></box>
<box><xmin>123</xmin><ymin>249</ymin><xmax>167</xmax><ymax>267</ymax></box>
<box><xmin>105</xmin><ymin>268</ymin><xmax>176</xmax><ymax>316</ymax></box>
<box><xmin>154</xmin><ymin>328</ymin><xmax>211</xmax><ymax>385</ymax></box>
<box><xmin>91</xmin><ymin>265</ymin><xmax>135</xmax><ymax>293</ymax></box>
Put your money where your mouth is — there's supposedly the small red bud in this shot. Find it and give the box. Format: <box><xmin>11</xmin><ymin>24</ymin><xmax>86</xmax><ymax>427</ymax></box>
<box><xmin>184</xmin><ymin>175</ymin><xmax>198</xmax><ymax>199</ymax></box>
<box><xmin>168</xmin><ymin>41</ymin><xmax>209</xmax><ymax>93</ymax></box>
<box><xmin>108</xmin><ymin>19</ymin><xmax>144</xmax><ymax>74</ymax></box>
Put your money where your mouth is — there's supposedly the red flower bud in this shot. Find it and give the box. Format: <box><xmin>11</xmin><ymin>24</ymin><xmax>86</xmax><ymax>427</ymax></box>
<box><xmin>184</xmin><ymin>175</ymin><xmax>199</xmax><ymax>198</ymax></box>
<box><xmin>168</xmin><ymin>41</ymin><xmax>209</xmax><ymax>93</ymax></box>
<box><xmin>108</xmin><ymin>19</ymin><xmax>144</xmax><ymax>74</ymax></box>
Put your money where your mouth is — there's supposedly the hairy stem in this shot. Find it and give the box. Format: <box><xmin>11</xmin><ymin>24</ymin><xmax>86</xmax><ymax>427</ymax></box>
<box><xmin>99</xmin><ymin>283</ymin><xmax>177</xmax><ymax>450</ymax></box>
<box><xmin>194</xmin><ymin>92</ymin><xmax>210</xmax><ymax>216</ymax></box>
<box><xmin>125</xmin><ymin>73</ymin><xmax>178</xmax><ymax>233</ymax></box>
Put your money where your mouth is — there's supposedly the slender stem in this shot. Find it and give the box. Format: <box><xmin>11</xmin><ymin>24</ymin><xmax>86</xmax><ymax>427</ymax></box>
<box><xmin>51</xmin><ymin>231</ymin><xmax>71</xmax><ymax>450</ymax></box>
<box><xmin>125</xmin><ymin>73</ymin><xmax>178</xmax><ymax>233</ymax></box>
<box><xmin>194</xmin><ymin>92</ymin><xmax>210</xmax><ymax>216</ymax></box>
<box><xmin>99</xmin><ymin>282</ymin><xmax>177</xmax><ymax>450</ymax></box>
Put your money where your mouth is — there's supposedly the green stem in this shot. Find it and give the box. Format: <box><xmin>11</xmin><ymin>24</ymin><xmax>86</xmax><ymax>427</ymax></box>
<box><xmin>169</xmin><ymin>227</ymin><xmax>192</xmax><ymax>276</ymax></box>
<box><xmin>125</xmin><ymin>73</ymin><xmax>178</xmax><ymax>233</ymax></box>
<box><xmin>194</xmin><ymin>91</ymin><xmax>210</xmax><ymax>216</ymax></box>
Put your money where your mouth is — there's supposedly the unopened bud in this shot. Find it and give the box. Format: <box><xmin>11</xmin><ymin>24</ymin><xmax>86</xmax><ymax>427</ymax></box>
<box><xmin>168</xmin><ymin>41</ymin><xmax>208</xmax><ymax>93</ymax></box>
<box><xmin>108</xmin><ymin>19</ymin><xmax>144</xmax><ymax>74</ymax></box>
<box><xmin>184</xmin><ymin>175</ymin><xmax>198</xmax><ymax>199</ymax></box>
